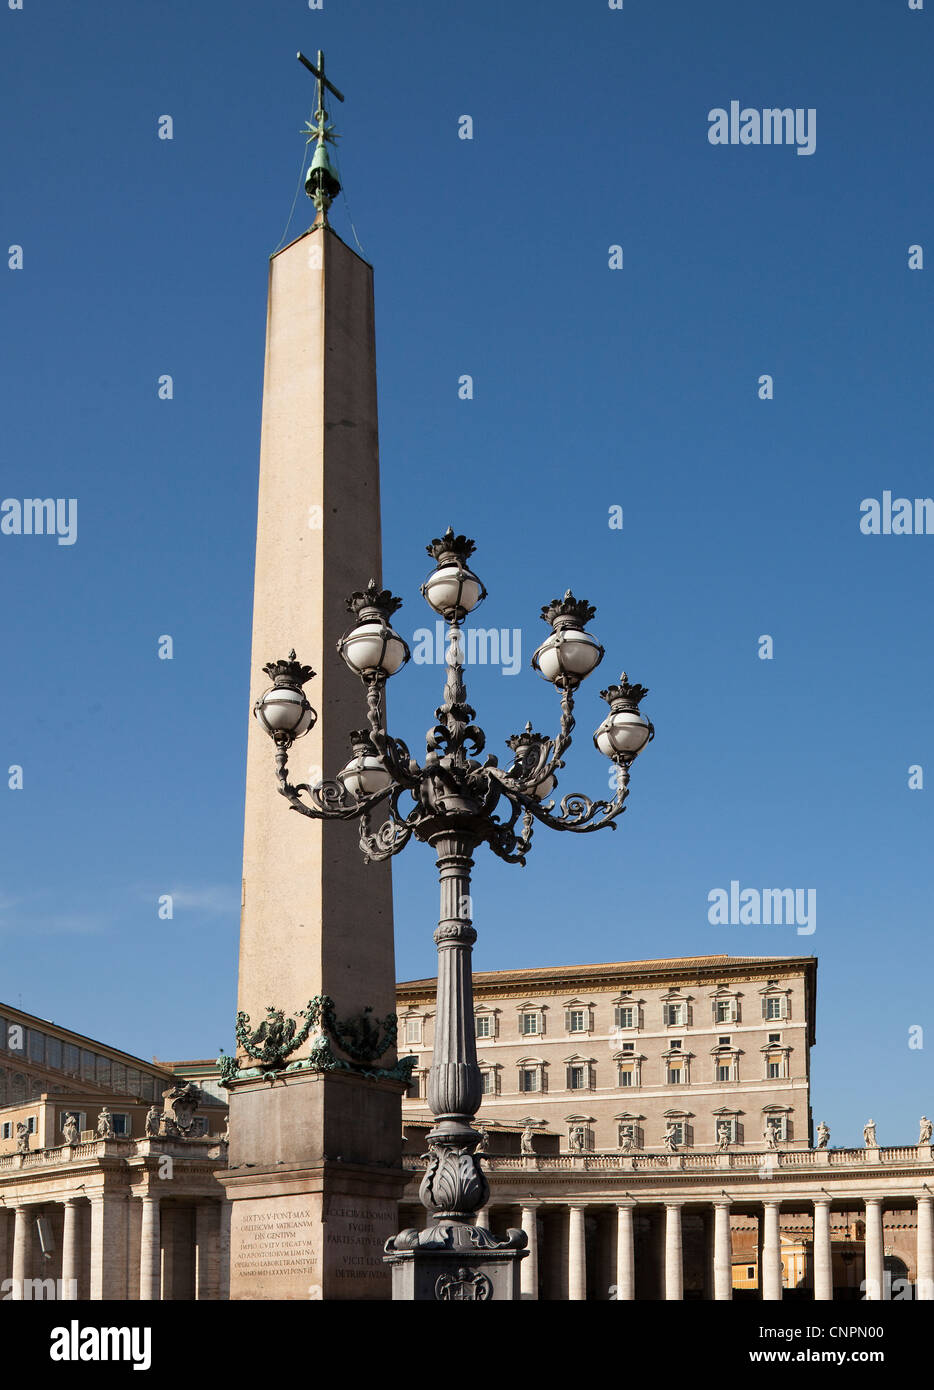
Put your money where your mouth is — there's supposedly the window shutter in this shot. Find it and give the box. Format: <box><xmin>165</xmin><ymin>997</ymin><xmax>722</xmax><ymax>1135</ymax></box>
<box><xmin>761</xmin><ymin>997</ymin><xmax>768</xmax><ymax>1019</ymax></box>
<box><xmin>782</xmin><ymin>996</ymin><xmax>790</xmax><ymax>1020</ymax></box>
<box><xmin>731</xmin><ymin>999</ymin><xmax>739</xmax><ymax>1022</ymax></box>
<box><xmin>685</xmin><ymin>1122</ymin><xmax>693</xmax><ymax>1148</ymax></box>
<box><xmin>686</xmin><ymin>1003</ymin><xmax>693</xmax><ymax>1027</ymax></box>
<box><xmin>541</xmin><ymin>1065</ymin><xmax>547</xmax><ymax>1094</ymax></box>
<box><xmin>565</xmin><ymin>1010</ymin><xmax>572</xmax><ymax>1032</ymax></box>
<box><xmin>614</xmin><ymin>1006</ymin><xmax>622</xmax><ymax>1028</ymax></box>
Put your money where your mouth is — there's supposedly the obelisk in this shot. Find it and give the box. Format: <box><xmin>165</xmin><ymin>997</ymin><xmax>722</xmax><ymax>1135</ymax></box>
<box><xmin>219</xmin><ymin>53</ymin><xmax>407</xmax><ymax>1301</ymax></box>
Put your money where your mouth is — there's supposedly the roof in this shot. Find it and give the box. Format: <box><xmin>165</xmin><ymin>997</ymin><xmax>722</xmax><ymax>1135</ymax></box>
<box><xmin>397</xmin><ymin>954</ymin><xmax>816</xmax><ymax>994</ymax></box>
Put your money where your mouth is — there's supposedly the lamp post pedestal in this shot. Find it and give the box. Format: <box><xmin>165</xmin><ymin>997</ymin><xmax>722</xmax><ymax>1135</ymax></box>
<box><xmin>384</xmin><ymin>1233</ymin><xmax>526</xmax><ymax>1301</ymax></box>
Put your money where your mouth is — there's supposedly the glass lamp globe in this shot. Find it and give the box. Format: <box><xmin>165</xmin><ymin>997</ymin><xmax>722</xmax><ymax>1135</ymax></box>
<box><xmin>421</xmin><ymin>563</ymin><xmax>485</xmax><ymax>619</ymax></box>
<box><xmin>254</xmin><ymin>652</ymin><xmax>317</xmax><ymax>741</ymax></box>
<box><xmin>532</xmin><ymin>627</ymin><xmax>604</xmax><ymax>685</ymax></box>
<box><xmin>594</xmin><ymin>709</ymin><xmax>652</xmax><ymax>759</ymax></box>
<box><xmin>421</xmin><ymin>527</ymin><xmax>486</xmax><ymax>621</ymax></box>
<box><xmin>255</xmin><ymin>685</ymin><xmax>316</xmax><ymax>739</ymax></box>
<box><xmin>532</xmin><ymin>592</ymin><xmax>605</xmax><ymax>688</ymax></box>
<box><xmin>338</xmin><ymin>735</ymin><xmax>393</xmax><ymax>798</ymax></box>
<box><xmin>339</xmin><ymin>619</ymin><xmax>409</xmax><ymax>679</ymax></box>
<box><xmin>593</xmin><ymin>674</ymin><xmax>653</xmax><ymax>762</ymax></box>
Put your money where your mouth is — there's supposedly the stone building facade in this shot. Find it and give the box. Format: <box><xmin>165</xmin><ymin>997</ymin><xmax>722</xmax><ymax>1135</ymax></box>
<box><xmin>398</xmin><ymin>954</ymin><xmax>817</xmax><ymax>1153</ymax></box>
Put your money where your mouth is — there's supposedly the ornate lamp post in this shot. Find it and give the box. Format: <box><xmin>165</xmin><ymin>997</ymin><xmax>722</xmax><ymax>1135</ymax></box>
<box><xmin>253</xmin><ymin>527</ymin><xmax>654</xmax><ymax>1299</ymax></box>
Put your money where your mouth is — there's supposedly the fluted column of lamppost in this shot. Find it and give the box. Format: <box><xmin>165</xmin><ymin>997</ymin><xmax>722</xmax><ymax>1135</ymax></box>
<box><xmin>254</xmin><ymin>528</ymin><xmax>654</xmax><ymax>1280</ymax></box>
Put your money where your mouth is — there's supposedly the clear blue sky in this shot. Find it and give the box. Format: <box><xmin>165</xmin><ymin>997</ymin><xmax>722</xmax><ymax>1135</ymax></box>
<box><xmin>1</xmin><ymin>0</ymin><xmax>931</xmax><ymax>1147</ymax></box>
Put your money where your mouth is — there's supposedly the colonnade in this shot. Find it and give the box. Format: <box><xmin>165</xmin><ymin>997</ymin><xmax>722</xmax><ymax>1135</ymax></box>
<box><xmin>0</xmin><ymin>1193</ymin><xmax>229</xmax><ymax>1300</ymax></box>
<box><xmin>426</xmin><ymin>1193</ymin><xmax>934</xmax><ymax>1301</ymax></box>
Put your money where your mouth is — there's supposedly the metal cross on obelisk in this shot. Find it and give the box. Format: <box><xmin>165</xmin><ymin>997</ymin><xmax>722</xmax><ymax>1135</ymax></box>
<box><xmin>298</xmin><ymin>49</ymin><xmax>344</xmax><ymax>123</ymax></box>
<box><xmin>297</xmin><ymin>49</ymin><xmax>345</xmax><ymax>220</ymax></box>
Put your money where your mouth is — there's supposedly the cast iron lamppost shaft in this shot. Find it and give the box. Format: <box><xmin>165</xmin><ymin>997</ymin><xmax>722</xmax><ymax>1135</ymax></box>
<box><xmin>253</xmin><ymin>527</ymin><xmax>654</xmax><ymax>1291</ymax></box>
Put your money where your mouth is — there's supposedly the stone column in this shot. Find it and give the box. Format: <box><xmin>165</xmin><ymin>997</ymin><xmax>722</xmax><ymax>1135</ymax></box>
<box><xmin>812</xmin><ymin>1199</ymin><xmax>833</xmax><ymax>1301</ymax></box>
<box><xmin>761</xmin><ymin>1201</ymin><xmax>782</xmax><ymax>1301</ymax></box>
<box><xmin>218</xmin><ymin>1201</ymin><xmax>231</xmax><ymax>1299</ymax></box>
<box><xmin>11</xmin><ymin>1205</ymin><xmax>29</xmax><ymax>1300</ymax></box>
<box><xmin>664</xmin><ymin>1202</ymin><xmax>683</xmax><ymax>1301</ymax></box>
<box><xmin>615</xmin><ymin>1201</ymin><xmax>635</xmax><ymax>1301</ymax></box>
<box><xmin>61</xmin><ymin>1199</ymin><xmax>81</xmax><ymax>1300</ymax></box>
<box><xmin>195</xmin><ymin>1202</ymin><xmax>220</xmax><ymax>1300</ymax></box>
<box><xmin>520</xmin><ymin>1205</ymin><xmax>539</xmax><ymax>1301</ymax></box>
<box><xmin>713</xmin><ymin>1200</ymin><xmax>732</xmax><ymax>1300</ymax></box>
<box><xmin>863</xmin><ymin>1197</ymin><xmax>884</xmax><ymax>1301</ymax></box>
<box><xmin>139</xmin><ymin>1195</ymin><xmax>161</xmax><ymax>1301</ymax></box>
<box><xmin>916</xmin><ymin>1195</ymin><xmax>934</xmax><ymax>1301</ymax></box>
<box><xmin>0</xmin><ymin>1207</ymin><xmax>10</xmax><ymax>1285</ymax></box>
<box><xmin>568</xmin><ymin>1205</ymin><xmax>587</xmax><ymax>1301</ymax></box>
<box><xmin>89</xmin><ymin>1192</ymin><xmax>128</xmax><ymax>1300</ymax></box>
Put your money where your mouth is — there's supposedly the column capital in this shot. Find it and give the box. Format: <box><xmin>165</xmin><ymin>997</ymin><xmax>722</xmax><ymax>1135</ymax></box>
<box><xmin>864</xmin><ymin>1195</ymin><xmax>883</xmax><ymax>1208</ymax></box>
<box><xmin>615</xmin><ymin>1199</ymin><xmax>637</xmax><ymax>1210</ymax></box>
<box><xmin>663</xmin><ymin>1199</ymin><xmax>685</xmax><ymax>1210</ymax></box>
<box><xmin>712</xmin><ymin>1197</ymin><xmax>733</xmax><ymax>1209</ymax></box>
<box><xmin>812</xmin><ymin>1195</ymin><xmax>832</xmax><ymax>1207</ymax></box>
<box><xmin>566</xmin><ymin>1200</ymin><xmax>589</xmax><ymax>1211</ymax></box>
<box><xmin>519</xmin><ymin>1201</ymin><xmax>541</xmax><ymax>1212</ymax></box>
<box><xmin>918</xmin><ymin>1193</ymin><xmax>934</xmax><ymax>1208</ymax></box>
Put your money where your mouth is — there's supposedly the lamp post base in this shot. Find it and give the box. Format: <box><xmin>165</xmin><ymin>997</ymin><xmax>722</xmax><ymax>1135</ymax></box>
<box><xmin>384</xmin><ymin>1221</ymin><xmax>527</xmax><ymax>1300</ymax></box>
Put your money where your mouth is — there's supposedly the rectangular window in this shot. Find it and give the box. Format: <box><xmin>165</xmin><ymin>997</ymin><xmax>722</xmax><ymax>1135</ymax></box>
<box><xmin>568</xmin><ymin>1010</ymin><xmax>586</xmax><ymax>1033</ymax></box>
<box><xmin>765</xmin><ymin>998</ymin><xmax>782</xmax><ymax>1020</ymax></box>
<box><xmin>141</xmin><ymin>1076</ymin><xmax>155</xmax><ymax>1102</ymax></box>
<box><xmin>664</xmin><ymin>1004</ymin><xmax>683</xmax><ymax>1027</ymax></box>
<box><xmin>568</xmin><ymin>1066</ymin><xmax>585</xmax><ymax>1090</ymax></box>
<box><xmin>111</xmin><ymin>1113</ymin><xmax>130</xmax><ymax>1136</ymax></box>
<box><xmin>717</xmin><ymin>1064</ymin><xmax>732</xmax><ymax>1083</ymax></box>
<box><xmin>96</xmin><ymin>1056</ymin><xmax>112</xmax><ymax>1087</ymax></box>
<box><xmin>80</xmin><ymin>1050</ymin><xmax>96</xmax><ymax>1082</ymax></box>
<box><xmin>667</xmin><ymin>1065</ymin><xmax>683</xmax><ymax>1085</ymax></box>
<box><xmin>475</xmin><ymin>1016</ymin><xmax>491</xmax><ymax>1039</ymax></box>
<box><xmin>404</xmin><ymin>1018</ymin><xmax>422</xmax><ymax>1045</ymax></box>
<box><xmin>519</xmin><ymin>1068</ymin><xmax>539</xmax><ymax>1093</ymax></box>
<box><xmin>718</xmin><ymin>1036</ymin><xmax>731</xmax><ymax>1047</ymax></box>
<box><xmin>619</xmin><ymin>1068</ymin><xmax>633</xmax><ymax>1087</ymax></box>
<box><xmin>126</xmin><ymin>1068</ymin><xmax>140</xmax><ymax>1095</ymax></box>
<box><xmin>1</xmin><ymin>1122</ymin><xmax>11</xmax><ymax>1139</ymax></box>
<box><xmin>615</xmin><ymin>1005</ymin><xmax>634</xmax><ymax>1029</ymax></box>
<box><xmin>110</xmin><ymin>1061</ymin><xmax>126</xmax><ymax>1091</ymax></box>
<box><xmin>747</xmin><ymin>1266</ymin><xmax>755</xmax><ymax>1279</ymax></box>
<box><xmin>768</xmin><ymin>1033</ymin><xmax>780</xmax><ymax>1044</ymax></box>
<box><xmin>669</xmin><ymin>1039</ymin><xmax>682</xmax><ymax>1050</ymax></box>
<box><xmin>27</xmin><ymin>1029</ymin><xmax>45</xmax><ymax>1064</ymax></box>
<box><xmin>767</xmin><ymin>1060</ymin><xmax>781</xmax><ymax>1079</ymax></box>
<box><xmin>406</xmin><ymin>1075</ymin><xmax>419</xmax><ymax>1099</ymax></box>
<box><xmin>621</xmin><ymin>1042</ymin><xmax>634</xmax><ymax>1053</ymax></box>
<box><xmin>63</xmin><ymin>1044</ymin><xmax>80</xmax><ymax>1076</ymax></box>
<box><xmin>26</xmin><ymin>1117</ymin><xmax>36</xmax><ymax>1134</ymax></box>
<box><xmin>716</xmin><ymin>1000</ymin><xmax>732</xmax><ymax>1023</ymax></box>
<box><xmin>669</xmin><ymin>1121</ymin><xmax>684</xmax><ymax>1144</ymax></box>
<box><xmin>46</xmin><ymin>1037</ymin><xmax>62</xmax><ymax>1070</ymax></box>
<box><xmin>480</xmin><ymin>1072</ymin><xmax>493</xmax><ymax>1095</ymax></box>
<box><xmin>520</xmin><ymin>1014</ymin><xmax>539</xmax><ymax>1036</ymax></box>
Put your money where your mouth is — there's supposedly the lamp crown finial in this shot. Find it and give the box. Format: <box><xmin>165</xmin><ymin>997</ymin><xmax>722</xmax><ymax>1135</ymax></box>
<box><xmin>345</xmin><ymin>580</ymin><xmax>404</xmax><ymax>620</ymax></box>
<box><xmin>540</xmin><ymin>591</ymin><xmax>597</xmax><ymax>629</ymax></box>
<box><xmin>426</xmin><ymin>527</ymin><xmax>477</xmax><ymax>564</ymax></box>
<box><xmin>599</xmin><ymin>674</ymin><xmax>650</xmax><ymax>708</ymax></box>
